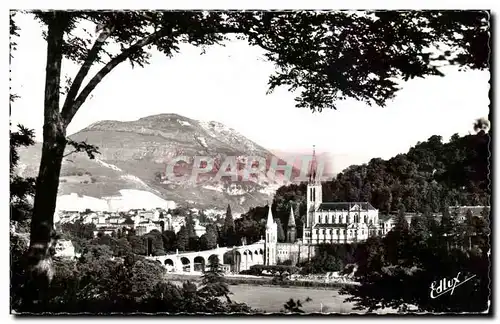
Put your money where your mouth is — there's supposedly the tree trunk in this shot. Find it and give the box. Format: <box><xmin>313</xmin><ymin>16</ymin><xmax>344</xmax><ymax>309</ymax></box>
<box><xmin>25</xmin><ymin>12</ymin><xmax>67</xmax><ymax>308</ymax></box>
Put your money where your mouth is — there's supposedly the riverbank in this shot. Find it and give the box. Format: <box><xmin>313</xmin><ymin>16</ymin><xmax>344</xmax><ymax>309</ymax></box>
<box><xmin>164</xmin><ymin>273</ymin><xmax>358</xmax><ymax>290</ymax></box>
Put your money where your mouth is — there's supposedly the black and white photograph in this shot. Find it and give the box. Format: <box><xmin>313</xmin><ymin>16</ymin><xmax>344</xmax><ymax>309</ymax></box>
<box><xmin>8</xmin><ymin>6</ymin><xmax>492</xmax><ymax>315</ymax></box>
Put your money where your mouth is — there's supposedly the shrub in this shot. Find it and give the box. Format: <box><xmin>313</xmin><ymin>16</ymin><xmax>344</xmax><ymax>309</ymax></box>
<box><xmin>249</xmin><ymin>265</ymin><xmax>300</xmax><ymax>276</ymax></box>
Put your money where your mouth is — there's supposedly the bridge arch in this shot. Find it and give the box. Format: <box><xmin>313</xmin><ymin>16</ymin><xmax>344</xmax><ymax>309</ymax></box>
<box><xmin>146</xmin><ymin>242</ymin><xmax>266</xmax><ymax>274</ymax></box>
<box><xmin>180</xmin><ymin>256</ymin><xmax>191</xmax><ymax>272</ymax></box>
<box><xmin>223</xmin><ymin>250</ymin><xmax>242</xmax><ymax>273</ymax></box>
<box><xmin>240</xmin><ymin>249</ymin><xmax>254</xmax><ymax>271</ymax></box>
<box><xmin>194</xmin><ymin>256</ymin><xmax>206</xmax><ymax>272</ymax></box>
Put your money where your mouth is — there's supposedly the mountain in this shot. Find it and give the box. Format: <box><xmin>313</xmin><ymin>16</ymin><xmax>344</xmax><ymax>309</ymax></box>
<box><xmin>17</xmin><ymin>114</ymin><xmax>299</xmax><ymax>214</ymax></box>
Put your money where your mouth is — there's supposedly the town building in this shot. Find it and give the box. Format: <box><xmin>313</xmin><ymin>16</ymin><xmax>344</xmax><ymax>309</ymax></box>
<box><xmin>302</xmin><ymin>147</ymin><xmax>380</xmax><ymax>244</ymax></box>
<box><xmin>194</xmin><ymin>219</ymin><xmax>206</xmax><ymax>237</ymax></box>
<box><xmin>263</xmin><ymin>147</ymin><xmax>381</xmax><ymax>266</ymax></box>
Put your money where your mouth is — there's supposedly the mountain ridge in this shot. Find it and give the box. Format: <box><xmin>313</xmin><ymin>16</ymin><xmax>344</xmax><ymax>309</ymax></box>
<box><xmin>18</xmin><ymin>113</ymin><xmax>297</xmax><ymax>213</ymax></box>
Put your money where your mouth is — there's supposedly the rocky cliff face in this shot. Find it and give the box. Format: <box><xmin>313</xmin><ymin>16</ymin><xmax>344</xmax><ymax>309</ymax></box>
<box><xmin>18</xmin><ymin>114</ymin><xmax>294</xmax><ymax>213</ymax></box>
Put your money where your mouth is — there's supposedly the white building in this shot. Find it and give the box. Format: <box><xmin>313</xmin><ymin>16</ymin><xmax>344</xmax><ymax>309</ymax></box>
<box><xmin>135</xmin><ymin>220</ymin><xmax>162</xmax><ymax>236</ymax></box>
<box><xmin>302</xmin><ymin>148</ymin><xmax>380</xmax><ymax>244</ymax></box>
<box><xmin>265</xmin><ymin>206</ymin><xmax>278</xmax><ymax>265</ymax></box>
<box><xmin>194</xmin><ymin>219</ymin><xmax>206</xmax><ymax>237</ymax></box>
<box><xmin>54</xmin><ymin>239</ymin><xmax>78</xmax><ymax>258</ymax></box>
<box><xmin>171</xmin><ymin>216</ymin><xmax>186</xmax><ymax>234</ymax></box>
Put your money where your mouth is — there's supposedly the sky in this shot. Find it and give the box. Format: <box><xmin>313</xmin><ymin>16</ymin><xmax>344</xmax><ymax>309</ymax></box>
<box><xmin>10</xmin><ymin>13</ymin><xmax>490</xmax><ymax>171</ymax></box>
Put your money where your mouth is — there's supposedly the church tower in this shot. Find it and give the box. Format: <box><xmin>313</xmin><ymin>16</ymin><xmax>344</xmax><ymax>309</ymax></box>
<box><xmin>287</xmin><ymin>205</ymin><xmax>297</xmax><ymax>243</ymax></box>
<box><xmin>265</xmin><ymin>204</ymin><xmax>277</xmax><ymax>265</ymax></box>
<box><xmin>306</xmin><ymin>145</ymin><xmax>322</xmax><ymax>228</ymax></box>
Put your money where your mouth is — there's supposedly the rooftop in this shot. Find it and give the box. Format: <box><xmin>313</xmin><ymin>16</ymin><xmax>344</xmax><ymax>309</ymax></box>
<box><xmin>314</xmin><ymin>223</ymin><xmax>348</xmax><ymax>228</ymax></box>
<box><xmin>317</xmin><ymin>202</ymin><xmax>376</xmax><ymax>212</ymax></box>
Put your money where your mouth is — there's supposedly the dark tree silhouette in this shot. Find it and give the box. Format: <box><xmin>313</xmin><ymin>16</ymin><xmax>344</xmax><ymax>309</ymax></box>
<box><xmin>223</xmin><ymin>204</ymin><xmax>236</xmax><ymax>246</ymax></box>
<box><xmin>199</xmin><ymin>255</ymin><xmax>232</xmax><ymax>303</ymax></box>
<box><xmin>175</xmin><ymin>226</ymin><xmax>189</xmax><ymax>252</ymax></box>
<box><xmin>12</xmin><ymin>10</ymin><xmax>489</xmax><ymax>302</ymax></box>
<box><xmin>185</xmin><ymin>212</ymin><xmax>196</xmax><ymax>238</ymax></box>
<box><xmin>282</xmin><ymin>297</ymin><xmax>312</xmax><ymax>313</ymax></box>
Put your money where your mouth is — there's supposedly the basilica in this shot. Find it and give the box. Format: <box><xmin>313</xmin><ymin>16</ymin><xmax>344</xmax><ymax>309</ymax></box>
<box><xmin>264</xmin><ymin>147</ymin><xmax>381</xmax><ymax>265</ymax></box>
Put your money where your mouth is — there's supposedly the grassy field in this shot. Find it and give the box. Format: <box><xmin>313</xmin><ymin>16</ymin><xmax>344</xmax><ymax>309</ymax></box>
<box><xmin>227</xmin><ymin>284</ymin><xmax>393</xmax><ymax>314</ymax></box>
<box><xmin>165</xmin><ymin>275</ymin><xmax>398</xmax><ymax>314</ymax></box>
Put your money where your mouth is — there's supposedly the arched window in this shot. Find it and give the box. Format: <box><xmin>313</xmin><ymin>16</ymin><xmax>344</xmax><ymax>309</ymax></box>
<box><xmin>319</xmin><ymin>215</ymin><xmax>322</xmax><ymax>223</ymax></box>
<box><xmin>325</xmin><ymin>215</ymin><xmax>329</xmax><ymax>223</ymax></box>
<box><xmin>333</xmin><ymin>215</ymin><xmax>336</xmax><ymax>223</ymax></box>
<box><xmin>339</xmin><ymin>215</ymin><xmax>343</xmax><ymax>223</ymax></box>
<box><xmin>336</xmin><ymin>229</ymin><xmax>340</xmax><ymax>235</ymax></box>
<box><xmin>364</xmin><ymin>215</ymin><xmax>368</xmax><ymax>223</ymax></box>
<box><xmin>346</xmin><ymin>215</ymin><xmax>351</xmax><ymax>223</ymax></box>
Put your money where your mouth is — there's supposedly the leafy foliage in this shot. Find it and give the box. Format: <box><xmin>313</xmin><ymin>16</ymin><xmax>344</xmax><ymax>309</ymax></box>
<box><xmin>275</xmin><ymin>131</ymin><xmax>489</xmax><ymax>215</ymax></box>
<box><xmin>245</xmin><ymin>11</ymin><xmax>488</xmax><ymax>111</ymax></box>
<box><xmin>14</xmin><ymin>244</ymin><xmax>254</xmax><ymax>313</ymax></box>
<box><xmin>299</xmin><ymin>243</ymin><xmax>358</xmax><ymax>274</ymax></box>
<box><xmin>11</xmin><ymin>10</ymin><xmax>490</xmax><ymax>311</ymax></box>
<box><xmin>64</xmin><ymin>139</ymin><xmax>100</xmax><ymax>160</ymax></box>
<box><xmin>282</xmin><ymin>297</ymin><xmax>312</xmax><ymax>313</ymax></box>
<box><xmin>199</xmin><ymin>255</ymin><xmax>232</xmax><ymax>303</ymax></box>
<box><xmin>222</xmin><ymin>204</ymin><xmax>237</xmax><ymax>246</ymax></box>
<box><xmin>143</xmin><ymin>229</ymin><xmax>166</xmax><ymax>256</ymax></box>
<box><xmin>340</xmin><ymin>210</ymin><xmax>490</xmax><ymax>313</ymax></box>
<box><xmin>200</xmin><ymin>224</ymin><xmax>218</xmax><ymax>250</ymax></box>
<box><xmin>175</xmin><ymin>226</ymin><xmax>190</xmax><ymax>251</ymax></box>
<box><xmin>249</xmin><ymin>264</ymin><xmax>300</xmax><ymax>276</ymax></box>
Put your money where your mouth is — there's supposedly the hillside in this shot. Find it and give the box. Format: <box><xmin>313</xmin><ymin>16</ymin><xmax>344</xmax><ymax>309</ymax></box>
<box><xmin>17</xmin><ymin>114</ymin><xmax>297</xmax><ymax>213</ymax></box>
<box><xmin>241</xmin><ymin>131</ymin><xmax>490</xmax><ymax>239</ymax></box>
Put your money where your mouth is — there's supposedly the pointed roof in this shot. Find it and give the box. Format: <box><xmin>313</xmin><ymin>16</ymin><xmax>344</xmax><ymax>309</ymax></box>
<box><xmin>288</xmin><ymin>206</ymin><xmax>296</xmax><ymax>227</ymax></box>
<box><xmin>308</xmin><ymin>145</ymin><xmax>318</xmax><ymax>184</ymax></box>
<box><xmin>266</xmin><ymin>205</ymin><xmax>274</xmax><ymax>227</ymax></box>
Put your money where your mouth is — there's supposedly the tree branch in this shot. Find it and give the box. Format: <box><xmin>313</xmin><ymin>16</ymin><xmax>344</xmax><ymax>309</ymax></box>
<box><xmin>60</xmin><ymin>22</ymin><xmax>247</xmax><ymax>128</ymax></box>
<box><xmin>62</xmin><ymin>150</ymin><xmax>78</xmax><ymax>158</ymax></box>
<box><xmin>60</xmin><ymin>28</ymin><xmax>112</xmax><ymax>123</ymax></box>
<box><xmin>61</xmin><ymin>28</ymin><xmax>169</xmax><ymax>127</ymax></box>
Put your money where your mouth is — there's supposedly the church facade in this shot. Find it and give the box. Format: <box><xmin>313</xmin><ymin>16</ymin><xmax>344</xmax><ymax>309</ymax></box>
<box><xmin>264</xmin><ymin>147</ymin><xmax>381</xmax><ymax>265</ymax></box>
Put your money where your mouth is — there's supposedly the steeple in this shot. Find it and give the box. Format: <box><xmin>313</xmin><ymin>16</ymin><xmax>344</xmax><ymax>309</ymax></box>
<box><xmin>287</xmin><ymin>205</ymin><xmax>297</xmax><ymax>243</ymax></box>
<box><xmin>266</xmin><ymin>204</ymin><xmax>274</xmax><ymax>227</ymax></box>
<box><xmin>306</xmin><ymin>144</ymin><xmax>323</xmax><ymax>233</ymax></box>
<box><xmin>288</xmin><ymin>206</ymin><xmax>296</xmax><ymax>227</ymax></box>
<box><xmin>265</xmin><ymin>203</ymin><xmax>278</xmax><ymax>265</ymax></box>
<box><xmin>308</xmin><ymin>145</ymin><xmax>318</xmax><ymax>184</ymax></box>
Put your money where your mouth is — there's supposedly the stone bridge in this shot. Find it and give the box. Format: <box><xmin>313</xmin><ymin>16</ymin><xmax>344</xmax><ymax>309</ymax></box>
<box><xmin>146</xmin><ymin>241</ymin><xmax>265</xmax><ymax>273</ymax></box>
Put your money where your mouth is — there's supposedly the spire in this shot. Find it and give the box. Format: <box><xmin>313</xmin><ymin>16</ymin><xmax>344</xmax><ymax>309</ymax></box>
<box><xmin>288</xmin><ymin>205</ymin><xmax>296</xmax><ymax>227</ymax></box>
<box><xmin>309</xmin><ymin>145</ymin><xmax>318</xmax><ymax>184</ymax></box>
<box><xmin>266</xmin><ymin>204</ymin><xmax>274</xmax><ymax>227</ymax></box>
